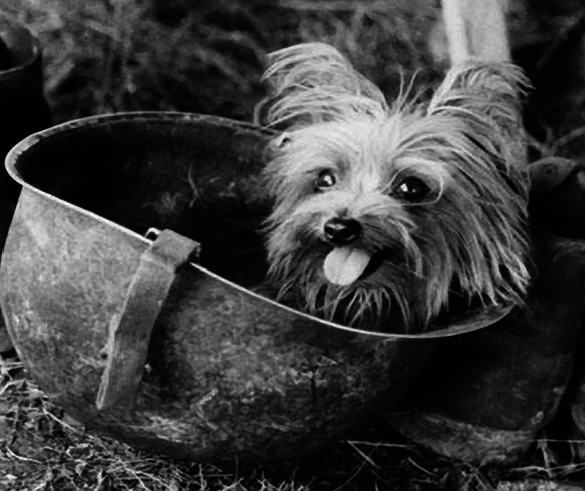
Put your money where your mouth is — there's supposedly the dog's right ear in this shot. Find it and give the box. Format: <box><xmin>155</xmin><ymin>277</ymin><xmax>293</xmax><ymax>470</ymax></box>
<box><xmin>426</xmin><ymin>62</ymin><xmax>529</xmax><ymax>176</ymax></box>
<box><xmin>255</xmin><ymin>43</ymin><xmax>388</xmax><ymax>129</ymax></box>
<box><xmin>427</xmin><ymin>62</ymin><xmax>528</xmax><ymax>137</ymax></box>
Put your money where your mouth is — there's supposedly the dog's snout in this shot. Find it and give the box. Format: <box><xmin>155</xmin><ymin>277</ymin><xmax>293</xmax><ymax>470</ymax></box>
<box><xmin>324</xmin><ymin>217</ymin><xmax>362</xmax><ymax>245</ymax></box>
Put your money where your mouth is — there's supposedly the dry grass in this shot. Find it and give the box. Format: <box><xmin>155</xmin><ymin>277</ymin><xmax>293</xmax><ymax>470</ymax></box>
<box><xmin>1</xmin><ymin>360</ymin><xmax>301</xmax><ymax>491</ymax></box>
<box><xmin>1</xmin><ymin>0</ymin><xmax>585</xmax><ymax>490</ymax></box>
<box><xmin>0</xmin><ymin>0</ymin><xmax>440</xmax><ymax>123</ymax></box>
<box><xmin>1</xmin><ymin>359</ymin><xmax>461</xmax><ymax>491</ymax></box>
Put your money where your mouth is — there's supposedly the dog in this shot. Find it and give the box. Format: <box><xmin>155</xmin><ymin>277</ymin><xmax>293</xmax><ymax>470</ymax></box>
<box><xmin>255</xmin><ymin>41</ymin><xmax>531</xmax><ymax>333</ymax></box>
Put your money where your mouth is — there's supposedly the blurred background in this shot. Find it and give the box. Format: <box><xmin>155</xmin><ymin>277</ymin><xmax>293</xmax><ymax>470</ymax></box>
<box><xmin>2</xmin><ymin>0</ymin><xmax>584</xmax><ymax>145</ymax></box>
<box><xmin>0</xmin><ymin>0</ymin><xmax>448</xmax><ymax>124</ymax></box>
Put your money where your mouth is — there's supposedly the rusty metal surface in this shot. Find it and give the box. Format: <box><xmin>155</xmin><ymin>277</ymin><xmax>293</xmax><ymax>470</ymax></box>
<box><xmin>0</xmin><ymin>113</ymin><xmax>437</xmax><ymax>462</ymax></box>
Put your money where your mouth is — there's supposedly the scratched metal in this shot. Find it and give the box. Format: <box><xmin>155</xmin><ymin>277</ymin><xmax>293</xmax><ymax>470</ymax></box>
<box><xmin>0</xmin><ymin>113</ymin><xmax>436</xmax><ymax>462</ymax></box>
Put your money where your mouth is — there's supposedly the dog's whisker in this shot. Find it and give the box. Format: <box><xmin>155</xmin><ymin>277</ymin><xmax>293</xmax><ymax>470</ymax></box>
<box><xmin>259</xmin><ymin>42</ymin><xmax>531</xmax><ymax>333</ymax></box>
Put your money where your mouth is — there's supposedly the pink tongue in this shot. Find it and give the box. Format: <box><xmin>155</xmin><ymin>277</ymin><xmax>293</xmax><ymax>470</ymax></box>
<box><xmin>323</xmin><ymin>247</ymin><xmax>371</xmax><ymax>286</ymax></box>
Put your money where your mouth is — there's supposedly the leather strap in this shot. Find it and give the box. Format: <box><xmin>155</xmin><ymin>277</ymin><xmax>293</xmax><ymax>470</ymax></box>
<box><xmin>96</xmin><ymin>229</ymin><xmax>199</xmax><ymax>412</ymax></box>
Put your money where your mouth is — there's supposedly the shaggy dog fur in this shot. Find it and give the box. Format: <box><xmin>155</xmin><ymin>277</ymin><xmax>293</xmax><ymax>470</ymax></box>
<box><xmin>257</xmin><ymin>42</ymin><xmax>531</xmax><ymax>332</ymax></box>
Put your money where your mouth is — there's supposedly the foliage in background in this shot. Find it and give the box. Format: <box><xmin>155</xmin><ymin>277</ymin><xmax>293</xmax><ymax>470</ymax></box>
<box><xmin>1</xmin><ymin>0</ymin><xmax>440</xmax><ymax>123</ymax></box>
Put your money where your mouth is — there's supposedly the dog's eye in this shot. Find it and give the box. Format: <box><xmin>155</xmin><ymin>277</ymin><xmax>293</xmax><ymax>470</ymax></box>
<box><xmin>315</xmin><ymin>170</ymin><xmax>336</xmax><ymax>190</ymax></box>
<box><xmin>395</xmin><ymin>177</ymin><xmax>430</xmax><ymax>203</ymax></box>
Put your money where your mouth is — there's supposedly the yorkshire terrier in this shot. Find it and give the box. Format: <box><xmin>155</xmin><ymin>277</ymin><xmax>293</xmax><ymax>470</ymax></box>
<box><xmin>256</xmin><ymin>42</ymin><xmax>531</xmax><ymax>333</ymax></box>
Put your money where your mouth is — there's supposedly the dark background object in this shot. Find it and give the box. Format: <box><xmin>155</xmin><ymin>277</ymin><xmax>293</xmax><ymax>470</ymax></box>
<box><xmin>0</xmin><ymin>16</ymin><xmax>52</xmax><ymax>203</ymax></box>
<box><xmin>0</xmin><ymin>16</ymin><xmax>52</xmax><ymax>355</ymax></box>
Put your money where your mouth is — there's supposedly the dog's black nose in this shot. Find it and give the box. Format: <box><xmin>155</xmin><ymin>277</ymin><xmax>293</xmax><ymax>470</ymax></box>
<box><xmin>324</xmin><ymin>217</ymin><xmax>362</xmax><ymax>245</ymax></box>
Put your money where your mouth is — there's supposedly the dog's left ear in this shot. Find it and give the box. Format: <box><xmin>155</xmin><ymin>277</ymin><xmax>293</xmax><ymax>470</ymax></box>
<box><xmin>255</xmin><ymin>43</ymin><xmax>388</xmax><ymax>129</ymax></box>
<box><xmin>427</xmin><ymin>62</ymin><xmax>528</xmax><ymax>138</ymax></box>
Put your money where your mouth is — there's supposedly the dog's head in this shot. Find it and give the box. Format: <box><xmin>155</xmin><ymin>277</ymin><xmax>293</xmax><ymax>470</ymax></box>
<box><xmin>258</xmin><ymin>43</ymin><xmax>531</xmax><ymax>331</ymax></box>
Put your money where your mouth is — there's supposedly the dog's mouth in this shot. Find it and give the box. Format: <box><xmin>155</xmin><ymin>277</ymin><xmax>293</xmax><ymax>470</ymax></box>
<box><xmin>323</xmin><ymin>247</ymin><xmax>384</xmax><ymax>286</ymax></box>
